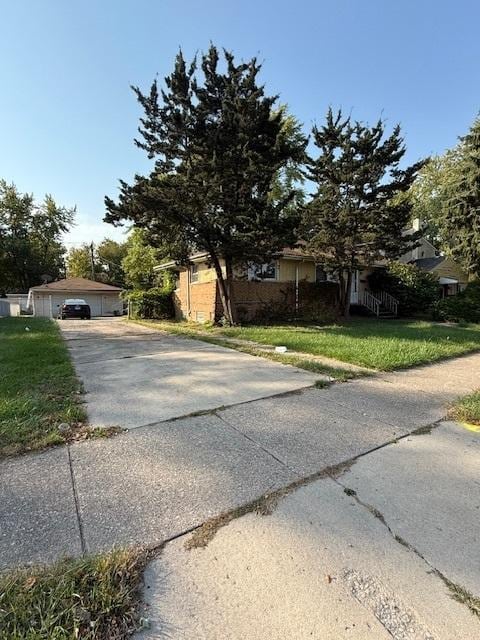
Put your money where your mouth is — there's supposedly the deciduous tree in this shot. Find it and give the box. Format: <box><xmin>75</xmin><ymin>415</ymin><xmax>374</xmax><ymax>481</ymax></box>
<box><xmin>0</xmin><ymin>181</ymin><xmax>73</xmax><ymax>291</ymax></box>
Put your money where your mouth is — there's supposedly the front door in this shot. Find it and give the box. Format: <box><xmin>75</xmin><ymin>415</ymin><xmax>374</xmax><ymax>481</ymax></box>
<box><xmin>350</xmin><ymin>270</ymin><xmax>359</xmax><ymax>304</ymax></box>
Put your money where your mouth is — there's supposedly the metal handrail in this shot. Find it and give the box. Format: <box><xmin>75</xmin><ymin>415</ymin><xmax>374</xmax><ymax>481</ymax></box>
<box><xmin>363</xmin><ymin>290</ymin><xmax>381</xmax><ymax>317</ymax></box>
<box><xmin>376</xmin><ymin>290</ymin><xmax>399</xmax><ymax>316</ymax></box>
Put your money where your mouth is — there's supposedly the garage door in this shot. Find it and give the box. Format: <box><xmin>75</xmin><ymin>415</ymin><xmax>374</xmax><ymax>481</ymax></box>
<box><xmin>82</xmin><ymin>295</ymin><xmax>102</xmax><ymax>316</ymax></box>
<box><xmin>53</xmin><ymin>294</ymin><xmax>102</xmax><ymax>316</ymax></box>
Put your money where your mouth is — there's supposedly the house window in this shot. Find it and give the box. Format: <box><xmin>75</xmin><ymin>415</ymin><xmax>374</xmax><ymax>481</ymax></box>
<box><xmin>248</xmin><ymin>261</ymin><xmax>277</xmax><ymax>281</ymax></box>
<box><xmin>315</xmin><ymin>265</ymin><xmax>327</xmax><ymax>283</ymax></box>
<box><xmin>190</xmin><ymin>264</ymin><xmax>199</xmax><ymax>283</ymax></box>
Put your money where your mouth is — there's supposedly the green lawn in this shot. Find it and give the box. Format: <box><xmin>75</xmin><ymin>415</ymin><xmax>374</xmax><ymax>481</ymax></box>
<box><xmin>0</xmin><ymin>317</ymin><xmax>86</xmax><ymax>456</ymax></box>
<box><xmin>449</xmin><ymin>390</ymin><xmax>480</xmax><ymax>426</ymax></box>
<box><xmin>218</xmin><ymin>319</ymin><xmax>480</xmax><ymax>370</ymax></box>
<box><xmin>130</xmin><ymin>317</ymin><xmax>480</xmax><ymax>371</ymax></box>
<box><xmin>0</xmin><ymin>548</ymin><xmax>147</xmax><ymax>640</ymax></box>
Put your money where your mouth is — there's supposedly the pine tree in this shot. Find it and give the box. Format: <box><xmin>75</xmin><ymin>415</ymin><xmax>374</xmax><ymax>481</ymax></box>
<box><xmin>105</xmin><ymin>46</ymin><xmax>306</xmax><ymax>324</ymax></box>
<box><xmin>443</xmin><ymin>116</ymin><xmax>480</xmax><ymax>277</ymax></box>
<box><xmin>302</xmin><ymin>109</ymin><xmax>424</xmax><ymax>317</ymax></box>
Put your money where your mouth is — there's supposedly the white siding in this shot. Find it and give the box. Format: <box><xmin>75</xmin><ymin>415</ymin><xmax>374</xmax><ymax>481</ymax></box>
<box><xmin>33</xmin><ymin>292</ymin><xmax>122</xmax><ymax>317</ymax></box>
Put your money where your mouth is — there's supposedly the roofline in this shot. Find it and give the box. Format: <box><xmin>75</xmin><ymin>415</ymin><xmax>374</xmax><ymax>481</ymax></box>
<box><xmin>29</xmin><ymin>285</ymin><xmax>122</xmax><ymax>292</ymax></box>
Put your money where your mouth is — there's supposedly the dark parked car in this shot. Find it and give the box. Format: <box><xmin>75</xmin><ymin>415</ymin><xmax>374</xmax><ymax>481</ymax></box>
<box><xmin>59</xmin><ymin>298</ymin><xmax>91</xmax><ymax>320</ymax></box>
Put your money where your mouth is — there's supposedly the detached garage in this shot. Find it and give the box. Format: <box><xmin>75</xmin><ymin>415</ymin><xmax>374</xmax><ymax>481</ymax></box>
<box><xmin>29</xmin><ymin>277</ymin><xmax>123</xmax><ymax>318</ymax></box>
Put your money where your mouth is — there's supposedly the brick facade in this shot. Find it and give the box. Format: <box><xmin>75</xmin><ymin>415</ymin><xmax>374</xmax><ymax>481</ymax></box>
<box><xmin>173</xmin><ymin>270</ymin><xmax>338</xmax><ymax>323</ymax></box>
<box><xmin>173</xmin><ymin>271</ymin><xmax>218</xmax><ymax>322</ymax></box>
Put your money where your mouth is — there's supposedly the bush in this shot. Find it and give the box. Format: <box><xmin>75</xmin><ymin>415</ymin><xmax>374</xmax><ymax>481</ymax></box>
<box><xmin>126</xmin><ymin>287</ymin><xmax>174</xmax><ymax>320</ymax></box>
<box><xmin>435</xmin><ymin>281</ymin><xmax>480</xmax><ymax>323</ymax></box>
<box><xmin>368</xmin><ymin>262</ymin><xmax>439</xmax><ymax>317</ymax></box>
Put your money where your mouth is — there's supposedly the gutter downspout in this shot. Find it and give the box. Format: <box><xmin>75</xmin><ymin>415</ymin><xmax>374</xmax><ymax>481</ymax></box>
<box><xmin>187</xmin><ymin>268</ymin><xmax>191</xmax><ymax>319</ymax></box>
<box><xmin>295</xmin><ymin>264</ymin><xmax>299</xmax><ymax>316</ymax></box>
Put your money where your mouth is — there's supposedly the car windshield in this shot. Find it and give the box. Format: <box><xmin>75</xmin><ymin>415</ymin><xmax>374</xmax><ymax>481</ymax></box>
<box><xmin>64</xmin><ymin>299</ymin><xmax>87</xmax><ymax>305</ymax></box>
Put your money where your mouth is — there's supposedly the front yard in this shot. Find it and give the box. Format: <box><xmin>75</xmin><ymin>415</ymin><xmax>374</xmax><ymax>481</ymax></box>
<box><xmin>137</xmin><ymin>318</ymin><xmax>480</xmax><ymax>371</ymax></box>
<box><xmin>0</xmin><ymin>317</ymin><xmax>86</xmax><ymax>456</ymax></box>
<box><xmin>220</xmin><ymin>320</ymin><xmax>480</xmax><ymax>370</ymax></box>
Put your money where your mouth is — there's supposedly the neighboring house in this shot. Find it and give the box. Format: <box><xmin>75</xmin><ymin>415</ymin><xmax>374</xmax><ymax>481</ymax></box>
<box><xmin>155</xmin><ymin>221</ymin><xmax>468</xmax><ymax>323</ymax></box>
<box><xmin>398</xmin><ymin>219</ymin><xmax>468</xmax><ymax>296</ymax></box>
<box><xmin>0</xmin><ymin>298</ymin><xmax>20</xmax><ymax>317</ymax></box>
<box><xmin>6</xmin><ymin>293</ymin><xmax>29</xmax><ymax>311</ymax></box>
<box><xmin>28</xmin><ymin>277</ymin><xmax>122</xmax><ymax>318</ymax></box>
<box><xmin>412</xmin><ymin>256</ymin><xmax>468</xmax><ymax>297</ymax></box>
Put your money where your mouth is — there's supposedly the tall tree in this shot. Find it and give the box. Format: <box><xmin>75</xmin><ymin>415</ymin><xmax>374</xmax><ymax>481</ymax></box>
<box><xmin>0</xmin><ymin>181</ymin><xmax>73</xmax><ymax>291</ymax></box>
<box><xmin>96</xmin><ymin>238</ymin><xmax>127</xmax><ymax>286</ymax></box>
<box><xmin>66</xmin><ymin>244</ymin><xmax>95</xmax><ymax>279</ymax></box>
<box><xmin>302</xmin><ymin>110</ymin><xmax>424</xmax><ymax>317</ymax></box>
<box><xmin>105</xmin><ymin>46</ymin><xmax>307</xmax><ymax>324</ymax></box>
<box><xmin>122</xmin><ymin>228</ymin><xmax>161</xmax><ymax>290</ymax></box>
<box><xmin>408</xmin><ymin>150</ymin><xmax>461</xmax><ymax>246</ymax></box>
<box><xmin>442</xmin><ymin>116</ymin><xmax>480</xmax><ymax>277</ymax></box>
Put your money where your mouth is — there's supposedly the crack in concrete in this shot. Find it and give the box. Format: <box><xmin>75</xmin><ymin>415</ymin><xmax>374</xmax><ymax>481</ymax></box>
<box><xmin>336</xmin><ymin>477</ymin><xmax>480</xmax><ymax>620</ymax></box>
<box><xmin>67</xmin><ymin>445</ymin><xmax>86</xmax><ymax>555</ymax></box>
<box><xmin>182</xmin><ymin>423</ymin><xmax>442</xmax><ymax>550</ymax></box>
<box><xmin>214</xmin><ymin>411</ymin><xmax>299</xmax><ymax>476</ymax></box>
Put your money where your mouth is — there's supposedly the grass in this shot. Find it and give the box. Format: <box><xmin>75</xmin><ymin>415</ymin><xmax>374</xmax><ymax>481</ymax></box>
<box><xmin>449</xmin><ymin>390</ymin><xmax>480</xmax><ymax>426</ymax></box>
<box><xmin>218</xmin><ymin>319</ymin><xmax>480</xmax><ymax>370</ymax></box>
<box><xmin>0</xmin><ymin>317</ymin><xmax>87</xmax><ymax>457</ymax></box>
<box><xmin>130</xmin><ymin>318</ymin><xmax>480</xmax><ymax>371</ymax></box>
<box><xmin>0</xmin><ymin>548</ymin><xmax>148</xmax><ymax>639</ymax></box>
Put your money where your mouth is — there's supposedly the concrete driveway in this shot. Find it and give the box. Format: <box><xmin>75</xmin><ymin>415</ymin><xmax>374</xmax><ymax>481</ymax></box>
<box><xmin>59</xmin><ymin>318</ymin><xmax>319</xmax><ymax>428</ymax></box>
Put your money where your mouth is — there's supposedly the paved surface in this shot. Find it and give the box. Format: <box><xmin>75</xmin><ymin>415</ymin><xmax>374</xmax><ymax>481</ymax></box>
<box><xmin>138</xmin><ymin>422</ymin><xmax>480</xmax><ymax>640</ymax></box>
<box><xmin>58</xmin><ymin>318</ymin><xmax>319</xmax><ymax>428</ymax></box>
<box><xmin>1</xmin><ymin>345</ymin><xmax>479</xmax><ymax>570</ymax></box>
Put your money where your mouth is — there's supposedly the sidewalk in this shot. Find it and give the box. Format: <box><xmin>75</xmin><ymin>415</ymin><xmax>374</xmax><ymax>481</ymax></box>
<box><xmin>139</xmin><ymin>421</ymin><xmax>479</xmax><ymax>639</ymax></box>
<box><xmin>1</xmin><ymin>352</ymin><xmax>479</xmax><ymax>570</ymax></box>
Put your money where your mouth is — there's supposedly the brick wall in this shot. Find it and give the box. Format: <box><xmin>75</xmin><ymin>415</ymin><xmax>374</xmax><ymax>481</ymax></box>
<box><xmin>173</xmin><ymin>271</ymin><xmax>217</xmax><ymax>322</ymax></box>
<box><xmin>231</xmin><ymin>280</ymin><xmax>338</xmax><ymax>322</ymax></box>
<box><xmin>174</xmin><ymin>273</ymin><xmax>338</xmax><ymax>323</ymax></box>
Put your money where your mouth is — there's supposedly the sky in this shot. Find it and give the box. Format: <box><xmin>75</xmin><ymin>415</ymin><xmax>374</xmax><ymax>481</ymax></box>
<box><xmin>0</xmin><ymin>0</ymin><xmax>479</xmax><ymax>248</ymax></box>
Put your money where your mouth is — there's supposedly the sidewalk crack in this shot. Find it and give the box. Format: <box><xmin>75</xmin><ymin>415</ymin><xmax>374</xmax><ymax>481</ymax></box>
<box><xmin>67</xmin><ymin>445</ymin><xmax>86</xmax><ymax>555</ymax></box>
<box><xmin>335</xmin><ymin>478</ymin><xmax>480</xmax><ymax>618</ymax></box>
<box><xmin>214</xmin><ymin>411</ymin><xmax>299</xmax><ymax>476</ymax></box>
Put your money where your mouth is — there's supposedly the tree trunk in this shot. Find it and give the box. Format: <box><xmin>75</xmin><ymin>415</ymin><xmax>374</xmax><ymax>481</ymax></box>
<box><xmin>338</xmin><ymin>270</ymin><xmax>352</xmax><ymax>319</ymax></box>
<box><xmin>211</xmin><ymin>254</ymin><xmax>236</xmax><ymax>325</ymax></box>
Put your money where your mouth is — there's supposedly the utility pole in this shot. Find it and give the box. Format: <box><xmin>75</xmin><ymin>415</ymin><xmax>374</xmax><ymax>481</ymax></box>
<box><xmin>90</xmin><ymin>242</ymin><xmax>95</xmax><ymax>281</ymax></box>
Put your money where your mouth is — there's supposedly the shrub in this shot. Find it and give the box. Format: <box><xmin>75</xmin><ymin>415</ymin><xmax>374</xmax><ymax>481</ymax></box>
<box><xmin>126</xmin><ymin>287</ymin><xmax>174</xmax><ymax>320</ymax></box>
<box><xmin>368</xmin><ymin>262</ymin><xmax>440</xmax><ymax>316</ymax></box>
<box><xmin>435</xmin><ymin>281</ymin><xmax>480</xmax><ymax>323</ymax></box>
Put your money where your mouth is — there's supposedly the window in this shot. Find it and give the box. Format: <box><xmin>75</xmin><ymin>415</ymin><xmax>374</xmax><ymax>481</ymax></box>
<box><xmin>248</xmin><ymin>261</ymin><xmax>277</xmax><ymax>281</ymax></box>
<box><xmin>190</xmin><ymin>264</ymin><xmax>199</xmax><ymax>283</ymax></box>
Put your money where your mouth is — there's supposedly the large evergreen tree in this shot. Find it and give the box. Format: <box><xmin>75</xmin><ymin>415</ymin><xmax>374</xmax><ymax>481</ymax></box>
<box><xmin>105</xmin><ymin>46</ymin><xmax>306</xmax><ymax>324</ymax></box>
<box><xmin>302</xmin><ymin>110</ymin><xmax>424</xmax><ymax>317</ymax></box>
<box><xmin>442</xmin><ymin>116</ymin><xmax>480</xmax><ymax>277</ymax></box>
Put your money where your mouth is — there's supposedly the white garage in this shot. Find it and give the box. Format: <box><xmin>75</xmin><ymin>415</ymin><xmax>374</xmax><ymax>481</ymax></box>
<box><xmin>29</xmin><ymin>277</ymin><xmax>123</xmax><ymax>318</ymax></box>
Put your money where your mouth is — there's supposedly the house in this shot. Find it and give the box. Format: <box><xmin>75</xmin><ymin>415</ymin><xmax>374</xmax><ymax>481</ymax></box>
<box><xmin>0</xmin><ymin>298</ymin><xmax>20</xmax><ymax>317</ymax></box>
<box><xmin>412</xmin><ymin>257</ymin><xmax>468</xmax><ymax>297</ymax></box>
<box><xmin>155</xmin><ymin>221</ymin><xmax>468</xmax><ymax>323</ymax></box>
<box><xmin>398</xmin><ymin>220</ymin><xmax>469</xmax><ymax>296</ymax></box>
<box><xmin>28</xmin><ymin>277</ymin><xmax>123</xmax><ymax>318</ymax></box>
<box><xmin>155</xmin><ymin>249</ymin><xmax>372</xmax><ymax>323</ymax></box>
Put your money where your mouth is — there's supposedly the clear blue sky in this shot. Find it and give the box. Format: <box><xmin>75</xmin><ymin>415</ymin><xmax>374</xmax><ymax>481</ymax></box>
<box><xmin>1</xmin><ymin>0</ymin><xmax>479</xmax><ymax>246</ymax></box>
